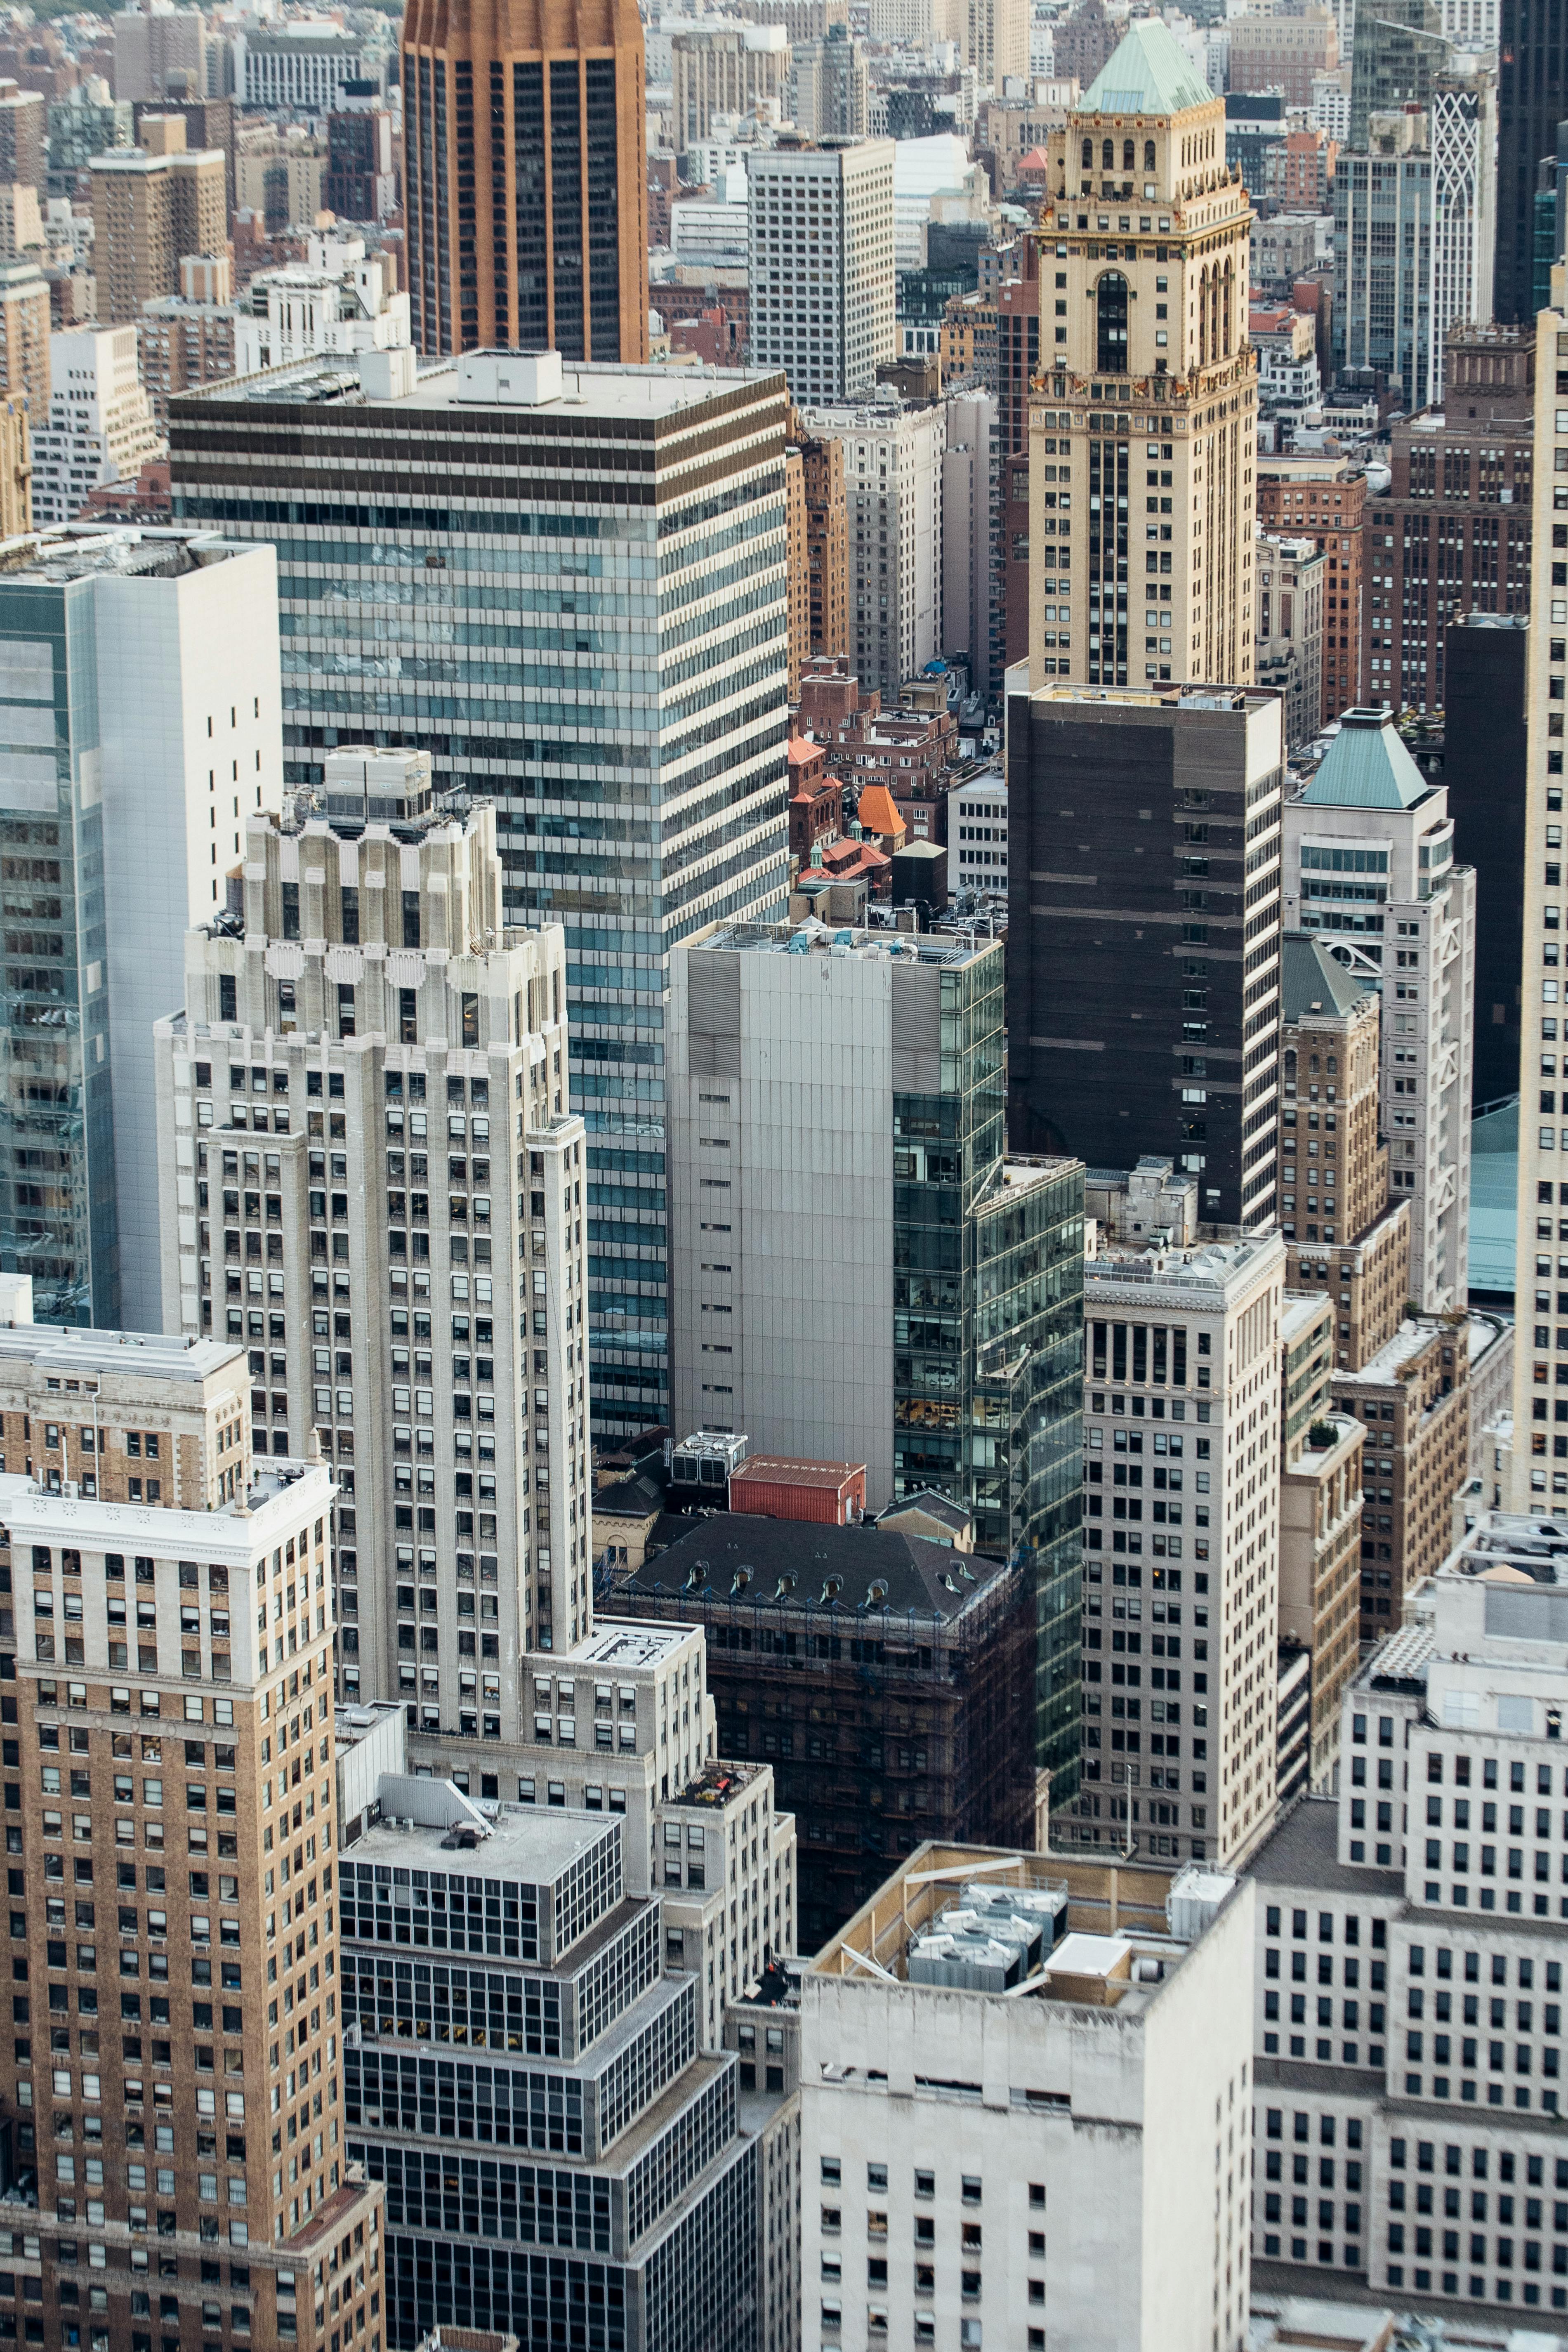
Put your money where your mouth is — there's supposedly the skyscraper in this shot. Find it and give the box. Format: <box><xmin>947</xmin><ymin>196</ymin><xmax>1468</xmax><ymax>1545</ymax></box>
<box><xmin>1006</xmin><ymin>681</ymin><xmax>1284</xmax><ymax>1231</ymax></box>
<box><xmin>1031</xmin><ymin>20</ymin><xmax>1257</xmax><ymax>691</ymax></box>
<box><xmin>155</xmin><ymin>755</ymin><xmax>595</xmax><ymax>1695</ymax></box>
<box><xmin>747</xmin><ymin>140</ymin><xmax>896</xmax><ymax>403</ymax></box>
<box><xmin>0</xmin><ymin>1290</ymin><xmax>385</xmax><ymax>2352</ymax></box>
<box><xmin>399</xmin><ymin>0</ymin><xmax>649</xmax><ymax>361</ymax></box>
<box><xmin>169</xmin><ymin>345</ymin><xmax>791</xmax><ymax>1439</ymax></box>
<box><xmin>1496</xmin><ymin>0</ymin><xmax>1567</xmax><ymax>322</ymax></box>
<box><xmin>795</xmin><ymin>390</ymin><xmax>942</xmax><ymax>694</ymax></box>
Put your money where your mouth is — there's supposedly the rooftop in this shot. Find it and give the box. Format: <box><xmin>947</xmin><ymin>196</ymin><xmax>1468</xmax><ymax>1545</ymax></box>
<box><xmin>1087</xmin><ymin>1229</ymin><xmax>1285</xmax><ymax>1296</ymax></box>
<box><xmin>1330</xmin><ymin>1314</ymin><xmax>1448</xmax><ymax>1389</ymax></box>
<box><xmin>185</xmin><ymin>349</ymin><xmax>783</xmax><ymax>422</ymax></box>
<box><xmin>347</xmin><ymin>1803</ymin><xmax>615</xmax><ymax>1889</ymax></box>
<box><xmin>1281</xmin><ymin>931</ymin><xmax>1373</xmax><ymax>1025</ymax></box>
<box><xmin>730</xmin><ymin>1457</ymin><xmax>865</xmax><ymax>1493</ymax></box>
<box><xmin>628</xmin><ymin>1515</ymin><xmax>1015</xmax><ymax>1623</ymax></box>
<box><xmin>572</xmin><ymin>1619</ymin><xmax>698</xmax><ymax>1670</ymax></box>
<box><xmin>1077</xmin><ymin>18</ymin><xmax>1214</xmax><ymax>116</ymax></box>
<box><xmin>1247</xmin><ymin>1795</ymin><xmax>1403</xmax><ymax>1898</ymax></box>
<box><xmin>0</xmin><ymin>1324</ymin><xmax>245</xmax><ymax>1388</ymax></box>
<box><xmin>0</xmin><ymin>524</ymin><xmax>258</xmax><ymax>586</ymax></box>
<box><xmin>1294</xmin><ymin>707</ymin><xmax>1431</xmax><ymax>810</ymax></box>
<box><xmin>696</xmin><ymin>918</ymin><xmax>994</xmax><ymax>968</ymax></box>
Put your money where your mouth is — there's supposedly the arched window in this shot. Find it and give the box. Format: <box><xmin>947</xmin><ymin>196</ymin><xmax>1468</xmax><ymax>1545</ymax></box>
<box><xmin>1122</xmin><ymin>138</ymin><xmax>1134</xmax><ymax>171</ymax></box>
<box><xmin>1144</xmin><ymin>139</ymin><xmax>1156</xmax><ymax>170</ymax></box>
<box><xmin>1102</xmin><ymin>138</ymin><xmax>1114</xmax><ymax>169</ymax></box>
<box><xmin>1097</xmin><ymin>272</ymin><xmax>1129</xmax><ymax>372</ymax></box>
<box><xmin>1082</xmin><ymin>137</ymin><xmax>1093</xmax><ymax>169</ymax></box>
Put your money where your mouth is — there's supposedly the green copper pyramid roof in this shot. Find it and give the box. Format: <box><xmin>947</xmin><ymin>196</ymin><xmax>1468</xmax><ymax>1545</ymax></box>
<box><xmin>1075</xmin><ymin>19</ymin><xmax>1214</xmax><ymax>116</ymax></box>
<box><xmin>1281</xmin><ymin>933</ymin><xmax>1370</xmax><ymax>1025</ymax></box>
<box><xmin>1296</xmin><ymin>709</ymin><xmax>1430</xmax><ymax>809</ymax></box>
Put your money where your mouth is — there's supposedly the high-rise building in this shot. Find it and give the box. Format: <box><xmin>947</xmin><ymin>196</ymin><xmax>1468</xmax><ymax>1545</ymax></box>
<box><xmin>785</xmin><ymin>440</ymin><xmax>808</xmax><ymax>699</ymax></box>
<box><xmin>1335</xmin><ymin>77</ymin><xmax>1495</xmax><ymax>413</ymax></box>
<box><xmin>399</xmin><ymin>0</ymin><xmax>648</xmax><ymax>362</ymax></box>
<box><xmin>748</xmin><ymin>141</ymin><xmax>896</xmax><ymax>405</ymax></box>
<box><xmin>138</xmin><ymin>252</ymin><xmax>237</xmax><ymax>423</ymax></box>
<box><xmin>155</xmin><ymin>760</ymin><xmax>594</xmax><ymax>1700</ymax></box>
<box><xmin>941</xmin><ymin>382</ymin><xmax>1000</xmax><ymax>693</ymax></box>
<box><xmin>168</xmin><ymin>346</ymin><xmax>791</xmax><ymax>1441</ymax></box>
<box><xmin>0</xmin><ymin>521</ymin><xmax>281</xmax><ymax>1327</ymax></box>
<box><xmin>1281</xmin><ymin>708</ymin><xmax>1476</xmax><ymax>1313</ymax></box>
<box><xmin>1506</xmin><ymin>298</ymin><xmax>1568</xmax><ymax>1512</ymax></box>
<box><xmin>788</xmin><ymin>24</ymin><xmax>870</xmax><ymax>140</ymax></box>
<box><xmin>665</xmin><ymin>926</ymin><xmax>1085</xmax><ymax>1788</ymax></box>
<box><xmin>89</xmin><ymin>119</ymin><xmax>226</xmax><ymax>324</ymax></box>
<box><xmin>799</xmin><ymin>1843</ymin><xmax>1257</xmax><ymax>2352</ymax></box>
<box><xmin>1497</xmin><ymin>0</ymin><xmax>1568</xmax><ymax>322</ymax></box>
<box><xmin>789</xmin><ymin>403</ymin><xmax>849</xmax><ymax>663</ymax></box>
<box><xmin>1277</xmin><ymin>1288</ymin><xmax>1364</xmax><ymax>1791</ymax></box>
<box><xmin>1349</xmin><ymin>0</ymin><xmax>1452</xmax><ymax>145</ymax></box>
<box><xmin>0</xmin><ymin>78</ymin><xmax>45</xmax><ymax>193</ymax></box>
<box><xmin>1030</xmin><ymin>21</ymin><xmax>1258</xmax><ymax>692</ymax></box>
<box><xmin>1066</xmin><ymin>1217</ymin><xmax>1287</xmax><ymax>1869</ymax></box>
<box><xmin>943</xmin><ymin>0</ymin><xmax>1028</xmax><ymax>90</ymax></box>
<box><xmin>339</xmin><ymin>1749</ymin><xmax>781</xmax><ymax>2351</ymax></box>
<box><xmin>323</xmin><ymin>84</ymin><xmax>398</xmax><ymax>224</ymax></box>
<box><xmin>1255</xmin><ymin>530</ymin><xmax>1327</xmax><ymax>753</ymax></box>
<box><xmin>234</xmin><ymin>25</ymin><xmax>370</xmax><ymax>116</ymax></box>
<box><xmin>1228</xmin><ymin>5</ymin><xmax>1338</xmax><ymax>109</ymax></box>
<box><xmin>0</xmin><ymin>1291</ymin><xmax>386</xmax><ymax>2352</ymax></box>
<box><xmin>111</xmin><ymin>5</ymin><xmax>211</xmax><ymax>106</ymax></box>
<box><xmin>1278</xmin><ymin>934</ymin><xmax>1412</xmax><ymax>1373</ymax></box>
<box><xmin>673</xmin><ymin>19</ymin><xmax>790</xmax><ymax>149</ymax></box>
<box><xmin>1358</xmin><ymin>326</ymin><xmax>1533</xmax><ymax>718</ymax></box>
<box><xmin>231</xmin><ymin>230</ymin><xmax>410</xmax><ymax>377</ymax></box>
<box><xmin>0</xmin><ymin>395</ymin><xmax>27</xmax><ymax>535</ymax></box>
<box><xmin>796</xmin><ymin>391</ymin><xmax>942</xmax><ymax>696</ymax></box>
<box><xmin>30</xmin><ymin>323</ymin><xmax>162</xmax><ymax>526</ymax></box>
<box><xmin>0</xmin><ymin>255</ymin><xmax>50</xmax><ymax>411</ymax></box>
<box><xmin>1006</xmin><ymin>682</ymin><xmax>1284</xmax><ymax>1231</ymax></box>
<box><xmin>1443</xmin><ymin>611</ymin><xmax>1530</xmax><ymax>1111</ymax></box>
<box><xmin>1257</xmin><ymin>455</ymin><xmax>1365</xmax><ymax>725</ymax></box>
<box><xmin>1332</xmin><ymin>1310</ymin><xmax>1470</xmax><ymax>1642</ymax></box>
<box><xmin>1246</xmin><ymin>1536</ymin><xmax>1568</xmax><ymax>2324</ymax></box>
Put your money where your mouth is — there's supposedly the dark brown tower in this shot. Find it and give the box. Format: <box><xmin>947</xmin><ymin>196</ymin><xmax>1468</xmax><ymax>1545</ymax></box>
<box><xmin>400</xmin><ymin>0</ymin><xmax>649</xmax><ymax>361</ymax></box>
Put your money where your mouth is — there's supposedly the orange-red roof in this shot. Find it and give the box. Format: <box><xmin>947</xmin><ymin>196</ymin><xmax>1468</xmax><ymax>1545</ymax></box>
<box><xmin>1019</xmin><ymin>146</ymin><xmax>1051</xmax><ymax>171</ymax></box>
<box><xmin>787</xmin><ymin>734</ymin><xmax>821</xmax><ymax>766</ymax></box>
<box><xmin>856</xmin><ymin>782</ymin><xmax>904</xmax><ymax>838</ymax></box>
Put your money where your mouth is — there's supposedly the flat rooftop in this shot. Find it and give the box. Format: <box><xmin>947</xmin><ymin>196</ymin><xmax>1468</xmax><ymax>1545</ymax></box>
<box><xmin>1331</xmin><ymin>1316</ymin><xmax>1443</xmax><ymax>1388</ymax></box>
<box><xmin>731</xmin><ymin>1457</ymin><xmax>864</xmax><ymax>1491</ymax></box>
<box><xmin>1087</xmin><ymin>1230</ymin><xmax>1283</xmax><ymax>1295</ymax></box>
<box><xmin>0</xmin><ymin>1325</ymin><xmax>245</xmax><ymax>1387</ymax></box>
<box><xmin>187</xmin><ymin>354</ymin><xmax>783</xmax><ymax>421</ymax></box>
<box><xmin>347</xmin><ymin>1805</ymin><xmax>615</xmax><ymax>1889</ymax></box>
<box><xmin>0</xmin><ymin>525</ymin><xmax>254</xmax><ymax>584</ymax></box>
<box><xmin>696</xmin><ymin>918</ymin><xmax>995</xmax><ymax>967</ymax></box>
<box><xmin>1247</xmin><ymin>1795</ymin><xmax>1403</xmax><ymax>1899</ymax></box>
<box><xmin>573</xmin><ymin>1620</ymin><xmax>697</xmax><ymax>1670</ymax></box>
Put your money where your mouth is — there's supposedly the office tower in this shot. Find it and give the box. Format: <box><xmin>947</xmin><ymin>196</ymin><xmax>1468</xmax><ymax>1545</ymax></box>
<box><xmin>111</xmin><ymin>5</ymin><xmax>211</xmax><ymax>106</ymax></box>
<box><xmin>748</xmin><ymin>141</ymin><xmax>896</xmax><ymax>405</ymax></box>
<box><xmin>1279</xmin><ymin>935</ymin><xmax>1412</xmax><ymax>1372</ymax></box>
<box><xmin>46</xmin><ymin>83</ymin><xmax>134</xmax><ymax>194</ymax></box>
<box><xmin>1281</xmin><ymin>708</ymin><xmax>1476</xmax><ymax>1312</ymax></box>
<box><xmin>0</xmin><ymin>523</ymin><xmax>279</xmax><ymax>1328</ymax></box>
<box><xmin>324</xmin><ymin>84</ymin><xmax>398</xmax><ymax>223</ymax></box>
<box><xmin>1031</xmin><ymin>25</ymin><xmax>1257</xmax><ymax>693</ymax></box>
<box><xmin>1228</xmin><ymin>5</ymin><xmax>1338</xmax><ymax>108</ymax></box>
<box><xmin>399</xmin><ymin>0</ymin><xmax>648</xmax><ymax>361</ymax></box>
<box><xmin>1507</xmin><ymin>309</ymin><xmax>1568</xmax><ymax>1510</ymax></box>
<box><xmin>1333</xmin><ymin>1312</ymin><xmax>1470</xmax><ymax>1641</ymax></box>
<box><xmin>155</xmin><ymin>763</ymin><xmax>594</xmax><ymax>1700</ymax></box>
<box><xmin>996</xmin><ymin>230</ymin><xmax>1040</xmax><ymax>460</ymax></box>
<box><xmin>338</xmin><ymin>1757</ymin><xmax>772</xmax><ymax>2350</ymax></box>
<box><xmin>941</xmin><ymin>382</ymin><xmax>999</xmax><ymax>693</ymax></box>
<box><xmin>802</xmin><ymin>1845</ymin><xmax>1256</xmax><ymax>2352</ymax></box>
<box><xmin>1335</xmin><ymin>74</ymin><xmax>1495</xmax><ymax>413</ymax></box>
<box><xmin>31</xmin><ymin>325</ymin><xmax>162</xmax><ymax>527</ymax></box>
<box><xmin>788</xmin><ymin>25</ymin><xmax>870</xmax><ymax>140</ymax></box>
<box><xmin>230</xmin><ymin>231</ymin><xmax>410</xmax><ymax>377</ymax></box>
<box><xmin>0</xmin><ymin>396</ymin><xmax>27</xmax><ymax>534</ymax></box>
<box><xmin>1349</xmin><ymin>0</ymin><xmax>1451</xmax><ymax>145</ymax></box>
<box><xmin>948</xmin><ymin>769</ymin><xmax>1008</xmax><ymax>897</ymax></box>
<box><xmin>786</xmin><ymin>440</ymin><xmax>808</xmax><ymax>699</ymax></box>
<box><xmin>235</xmin><ymin>24</ymin><xmax>370</xmax><ymax>115</ymax></box>
<box><xmin>1497</xmin><ymin>0</ymin><xmax>1568</xmax><ymax>321</ymax></box>
<box><xmin>233</xmin><ymin>123</ymin><xmax>326</xmax><ymax>238</ymax></box>
<box><xmin>1445</xmin><ymin>613</ymin><xmax>1530</xmax><ymax>1111</ymax></box>
<box><xmin>89</xmin><ymin>116</ymin><xmax>225</xmax><ymax>325</ymax></box>
<box><xmin>1278</xmin><ymin>1290</ymin><xmax>1364</xmax><ymax>1791</ymax></box>
<box><xmin>665</xmin><ymin>918</ymin><xmax>1085</xmax><ymax>1551</ymax></box>
<box><xmin>0</xmin><ymin>1298</ymin><xmax>385</xmax><ymax>2352</ymax></box>
<box><xmin>672</xmin><ymin>20</ymin><xmax>789</xmax><ymax>149</ymax></box>
<box><xmin>795</xmin><ymin>392</ymin><xmax>942</xmax><ymax>695</ymax></box>
<box><xmin>1006</xmin><ymin>682</ymin><xmax>1285</xmax><ymax>1230</ymax></box>
<box><xmin>0</xmin><ymin>257</ymin><xmax>49</xmax><ymax>410</ymax></box>
<box><xmin>1066</xmin><ymin>1220</ymin><xmax>1286</xmax><ymax>1868</ymax></box>
<box><xmin>1358</xmin><ymin>328</ymin><xmax>1532</xmax><ymax>720</ymax></box>
<box><xmin>169</xmin><ymin>347</ymin><xmax>790</xmax><ymax>1441</ymax></box>
<box><xmin>1257</xmin><ymin>455</ymin><xmax>1365</xmax><ymax>725</ymax></box>
<box><xmin>0</xmin><ymin>79</ymin><xmax>45</xmax><ymax>193</ymax></box>
<box><xmin>1247</xmin><ymin>1538</ymin><xmax>1568</xmax><ymax>2320</ymax></box>
<box><xmin>1255</xmin><ymin>530</ymin><xmax>1327</xmax><ymax>753</ymax></box>
<box><xmin>790</xmin><ymin>403</ymin><xmax>849</xmax><ymax>661</ymax></box>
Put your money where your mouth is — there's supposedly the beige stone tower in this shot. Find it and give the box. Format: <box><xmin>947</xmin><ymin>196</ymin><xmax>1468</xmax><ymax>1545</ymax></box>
<box><xmin>1028</xmin><ymin>18</ymin><xmax>1257</xmax><ymax>691</ymax></box>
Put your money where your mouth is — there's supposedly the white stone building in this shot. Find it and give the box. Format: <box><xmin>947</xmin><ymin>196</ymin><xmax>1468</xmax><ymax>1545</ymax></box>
<box><xmin>1246</xmin><ymin>1529</ymin><xmax>1568</xmax><ymax>2325</ymax></box>
<box><xmin>800</xmin><ymin>1843</ymin><xmax>1257</xmax><ymax>2352</ymax></box>
<box><xmin>748</xmin><ymin>139</ymin><xmax>896</xmax><ymax>405</ymax></box>
<box><xmin>1283</xmin><ymin>708</ymin><xmax>1476</xmax><ymax>1314</ymax></box>
<box><xmin>232</xmin><ymin>231</ymin><xmax>410</xmax><ymax>378</ymax></box>
<box><xmin>153</xmin><ymin>757</ymin><xmax>592</xmax><ymax>1739</ymax></box>
<box><xmin>29</xmin><ymin>324</ymin><xmax>163</xmax><ymax>525</ymax></box>
<box><xmin>1062</xmin><ymin>1224</ymin><xmax>1288</xmax><ymax>1870</ymax></box>
<box><xmin>233</xmin><ymin>24</ymin><xmax>370</xmax><ymax>115</ymax></box>
<box><xmin>947</xmin><ymin>767</ymin><xmax>1007</xmax><ymax>898</ymax></box>
<box><xmin>796</xmin><ymin>389</ymin><xmax>943</xmax><ymax>696</ymax></box>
